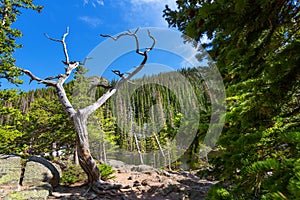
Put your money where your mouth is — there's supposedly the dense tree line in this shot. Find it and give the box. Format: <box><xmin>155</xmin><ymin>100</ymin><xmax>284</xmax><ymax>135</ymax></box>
<box><xmin>0</xmin><ymin>84</ymin><xmax>75</xmax><ymax>157</ymax></box>
<box><xmin>0</xmin><ymin>68</ymin><xmax>211</xmax><ymax>169</ymax></box>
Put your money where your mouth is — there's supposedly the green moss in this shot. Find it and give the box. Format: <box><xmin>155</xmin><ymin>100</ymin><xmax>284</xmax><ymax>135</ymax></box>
<box><xmin>4</xmin><ymin>189</ymin><xmax>49</xmax><ymax>200</ymax></box>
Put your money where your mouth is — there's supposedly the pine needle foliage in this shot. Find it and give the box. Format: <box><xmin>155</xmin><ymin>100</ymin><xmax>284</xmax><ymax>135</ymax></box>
<box><xmin>164</xmin><ymin>0</ymin><xmax>300</xmax><ymax>199</ymax></box>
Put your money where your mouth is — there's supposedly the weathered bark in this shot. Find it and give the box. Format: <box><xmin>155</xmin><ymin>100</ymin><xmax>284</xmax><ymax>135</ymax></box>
<box><xmin>74</xmin><ymin>146</ymin><xmax>79</xmax><ymax>165</ymax></box>
<box><xmin>73</xmin><ymin>112</ymin><xmax>100</xmax><ymax>184</ymax></box>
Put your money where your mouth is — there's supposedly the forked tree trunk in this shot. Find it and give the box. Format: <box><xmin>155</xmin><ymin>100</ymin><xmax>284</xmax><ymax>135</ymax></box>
<box><xmin>73</xmin><ymin>112</ymin><xmax>100</xmax><ymax>184</ymax></box>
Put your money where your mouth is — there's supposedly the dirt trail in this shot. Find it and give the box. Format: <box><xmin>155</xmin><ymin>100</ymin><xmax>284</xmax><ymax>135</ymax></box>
<box><xmin>1</xmin><ymin>156</ymin><xmax>216</xmax><ymax>199</ymax></box>
<box><xmin>49</xmin><ymin>170</ymin><xmax>216</xmax><ymax>200</ymax></box>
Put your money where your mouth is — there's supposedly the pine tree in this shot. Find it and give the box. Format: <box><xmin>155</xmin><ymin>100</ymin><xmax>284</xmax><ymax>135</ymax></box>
<box><xmin>0</xmin><ymin>0</ymin><xmax>42</xmax><ymax>84</ymax></box>
<box><xmin>164</xmin><ymin>0</ymin><xmax>300</xmax><ymax>199</ymax></box>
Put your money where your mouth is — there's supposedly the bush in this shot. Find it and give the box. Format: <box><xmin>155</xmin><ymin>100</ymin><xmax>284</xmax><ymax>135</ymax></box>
<box><xmin>98</xmin><ymin>163</ymin><xmax>115</xmax><ymax>181</ymax></box>
<box><xmin>60</xmin><ymin>164</ymin><xmax>85</xmax><ymax>185</ymax></box>
<box><xmin>206</xmin><ymin>185</ymin><xmax>233</xmax><ymax>200</ymax></box>
<box><xmin>60</xmin><ymin>163</ymin><xmax>115</xmax><ymax>184</ymax></box>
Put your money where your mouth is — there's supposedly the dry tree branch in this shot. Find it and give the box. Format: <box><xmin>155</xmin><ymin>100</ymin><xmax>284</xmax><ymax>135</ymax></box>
<box><xmin>100</xmin><ymin>28</ymin><xmax>154</xmax><ymax>56</ymax></box>
<box><xmin>80</xmin><ymin>57</ymin><xmax>93</xmax><ymax>66</ymax></box>
<box><xmin>24</xmin><ymin>27</ymin><xmax>80</xmax><ymax>85</ymax></box>
<box><xmin>22</xmin><ymin>69</ymin><xmax>56</xmax><ymax>86</ymax></box>
<box><xmin>99</xmin><ymin>28</ymin><xmax>139</xmax><ymax>41</ymax></box>
<box><xmin>22</xmin><ymin>28</ymin><xmax>80</xmax><ymax>117</ymax></box>
<box><xmin>117</xmin><ymin>29</ymin><xmax>156</xmax><ymax>83</ymax></box>
<box><xmin>45</xmin><ymin>27</ymin><xmax>70</xmax><ymax>64</ymax></box>
<box><xmin>83</xmin><ymin>28</ymin><xmax>155</xmax><ymax>117</ymax></box>
<box><xmin>101</xmin><ymin>28</ymin><xmax>155</xmax><ymax>83</ymax></box>
<box><xmin>87</xmin><ymin>84</ymin><xmax>113</xmax><ymax>95</ymax></box>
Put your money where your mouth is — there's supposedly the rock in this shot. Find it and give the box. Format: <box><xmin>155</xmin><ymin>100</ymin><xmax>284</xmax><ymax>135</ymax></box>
<box><xmin>122</xmin><ymin>184</ymin><xmax>132</xmax><ymax>189</ymax></box>
<box><xmin>131</xmin><ymin>165</ymin><xmax>157</xmax><ymax>173</ymax></box>
<box><xmin>3</xmin><ymin>186</ymin><xmax>50</xmax><ymax>200</ymax></box>
<box><xmin>107</xmin><ymin>159</ymin><xmax>126</xmax><ymax>169</ymax></box>
<box><xmin>155</xmin><ymin>175</ymin><xmax>165</xmax><ymax>183</ymax></box>
<box><xmin>164</xmin><ymin>178</ymin><xmax>177</xmax><ymax>185</ymax></box>
<box><xmin>137</xmin><ymin>186</ymin><xmax>144</xmax><ymax>191</ymax></box>
<box><xmin>141</xmin><ymin>179</ymin><xmax>148</xmax><ymax>186</ymax></box>
<box><xmin>162</xmin><ymin>170</ymin><xmax>171</xmax><ymax>177</ymax></box>
<box><xmin>128</xmin><ymin>174</ymin><xmax>139</xmax><ymax>180</ymax></box>
<box><xmin>121</xmin><ymin>196</ymin><xmax>128</xmax><ymax>200</ymax></box>
<box><xmin>90</xmin><ymin>193</ymin><xmax>98</xmax><ymax>199</ymax></box>
<box><xmin>133</xmin><ymin>180</ymin><xmax>141</xmax><ymax>187</ymax></box>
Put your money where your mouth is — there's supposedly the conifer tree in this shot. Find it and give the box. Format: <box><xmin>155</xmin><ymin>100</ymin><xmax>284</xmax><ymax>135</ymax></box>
<box><xmin>0</xmin><ymin>0</ymin><xmax>42</xmax><ymax>84</ymax></box>
<box><xmin>164</xmin><ymin>0</ymin><xmax>300</xmax><ymax>199</ymax></box>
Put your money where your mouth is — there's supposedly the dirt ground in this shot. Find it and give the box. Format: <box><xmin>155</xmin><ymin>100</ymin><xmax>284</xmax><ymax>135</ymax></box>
<box><xmin>47</xmin><ymin>170</ymin><xmax>216</xmax><ymax>200</ymax></box>
<box><xmin>0</xmin><ymin>155</ymin><xmax>216</xmax><ymax>200</ymax></box>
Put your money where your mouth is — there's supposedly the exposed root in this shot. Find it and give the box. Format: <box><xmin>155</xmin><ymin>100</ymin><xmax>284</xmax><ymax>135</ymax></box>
<box><xmin>82</xmin><ymin>180</ymin><xmax>124</xmax><ymax>197</ymax></box>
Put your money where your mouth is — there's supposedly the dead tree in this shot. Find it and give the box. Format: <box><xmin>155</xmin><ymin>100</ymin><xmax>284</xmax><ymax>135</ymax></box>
<box><xmin>19</xmin><ymin>156</ymin><xmax>60</xmax><ymax>188</ymax></box>
<box><xmin>22</xmin><ymin>27</ymin><xmax>155</xmax><ymax>191</ymax></box>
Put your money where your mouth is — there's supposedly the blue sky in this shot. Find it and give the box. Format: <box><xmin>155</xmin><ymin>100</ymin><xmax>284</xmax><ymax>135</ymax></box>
<box><xmin>4</xmin><ymin>0</ymin><xmax>179</xmax><ymax>90</ymax></box>
<box><xmin>3</xmin><ymin>0</ymin><xmax>209</xmax><ymax>91</ymax></box>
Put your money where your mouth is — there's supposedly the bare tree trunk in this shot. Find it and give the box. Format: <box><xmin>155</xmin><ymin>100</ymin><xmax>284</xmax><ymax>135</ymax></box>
<box><xmin>73</xmin><ymin>113</ymin><xmax>100</xmax><ymax>185</ymax></box>
<box><xmin>74</xmin><ymin>146</ymin><xmax>79</xmax><ymax>165</ymax></box>
<box><xmin>153</xmin><ymin>132</ymin><xmax>165</xmax><ymax>157</ymax></box>
<box><xmin>133</xmin><ymin>131</ymin><xmax>144</xmax><ymax>165</ymax></box>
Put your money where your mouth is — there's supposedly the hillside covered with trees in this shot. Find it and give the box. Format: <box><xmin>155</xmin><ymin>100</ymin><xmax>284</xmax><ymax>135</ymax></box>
<box><xmin>0</xmin><ymin>67</ymin><xmax>210</xmax><ymax>167</ymax></box>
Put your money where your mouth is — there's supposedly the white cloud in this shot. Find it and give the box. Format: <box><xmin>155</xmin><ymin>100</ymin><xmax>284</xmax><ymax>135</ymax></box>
<box><xmin>96</xmin><ymin>0</ymin><xmax>104</xmax><ymax>6</ymax></box>
<box><xmin>130</xmin><ymin>0</ymin><xmax>176</xmax><ymax>7</ymax></box>
<box><xmin>83</xmin><ymin>0</ymin><xmax>104</xmax><ymax>7</ymax></box>
<box><xmin>121</xmin><ymin>0</ymin><xmax>177</xmax><ymax>27</ymax></box>
<box><xmin>79</xmin><ymin>16</ymin><xmax>102</xmax><ymax>28</ymax></box>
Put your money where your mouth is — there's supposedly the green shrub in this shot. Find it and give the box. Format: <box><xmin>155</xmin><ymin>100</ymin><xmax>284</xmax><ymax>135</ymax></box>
<box><xmin>207</xmin><ymin>186</ymin><xmax>234</xmax><ymax>200</ymax></box>
<box><xmin>98</xmin><ymin>163</ymin><xmax>115</xmax><ymax>181</ymax></box>
<box><xmin>60</xmin><ymin>164</ymin><xmax>85</xmax><ymax>185</ymax></box>
<box><xmin>60</xmin><ymin>163</ymin><xmax>115</xmax><ymax>184</ymax></box>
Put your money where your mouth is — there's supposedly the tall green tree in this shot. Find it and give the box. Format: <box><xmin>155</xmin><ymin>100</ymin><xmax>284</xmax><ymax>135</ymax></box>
<box><xmin>0</xmin><ymin>0</ymin><xmax>42</xmax><ymax>85</ymax></box>
<box><xmin>0</xmin><ymin>0</ymin><xmax>42</xmax><ymax>156</ymax></box>
<box><xmin>164</xmin><ymin>0</ymin><xmax>300</xmax><ymax>199</ymax></box>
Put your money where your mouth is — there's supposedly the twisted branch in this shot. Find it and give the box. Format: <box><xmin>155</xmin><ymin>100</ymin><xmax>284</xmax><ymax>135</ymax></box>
<box><xmin>87</xmin><ymin>84</ymin><xmax>113</xmax><ymax>95</ymax></box>
<box><xmin>101</xmin><ymin>28</ymin><xmax>155</xmax><ymax>83</ymax></box>
<box><xmin>83</xmin><ymin>28</ymin><xmax>156</xmax><ymax>117</ymax></box>
<box><xmin>23</xmin><ymin>27</ymin><xmax>80</xmax><ymax>85</ymax></box>
<box><xmin>22</xmin><ymin>69</ymin><xmax>56</xmax><ymax>86</ymax></box>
